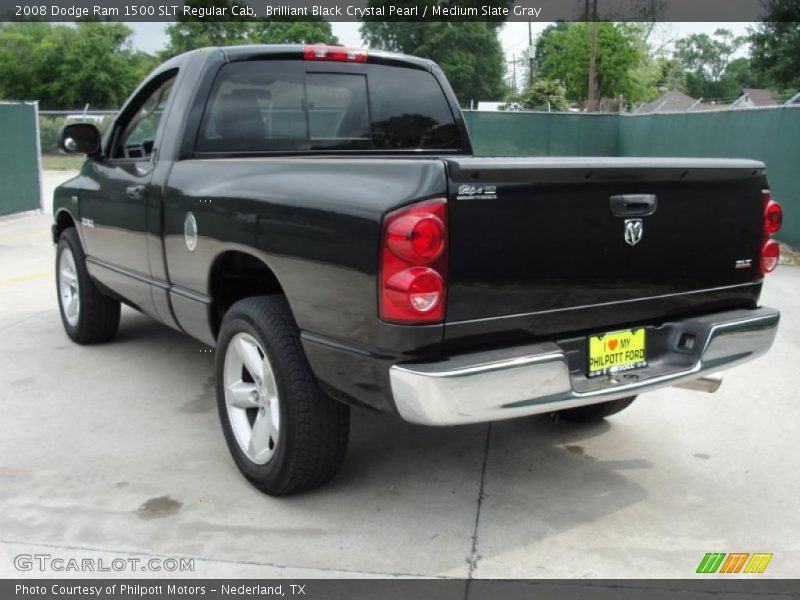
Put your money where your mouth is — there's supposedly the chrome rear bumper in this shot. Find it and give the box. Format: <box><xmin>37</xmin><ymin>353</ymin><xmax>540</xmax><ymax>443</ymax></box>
<box><xmin>389</xmin><ymin>307</ymin><xmax>779</xmax><ymax>426</ymax></box>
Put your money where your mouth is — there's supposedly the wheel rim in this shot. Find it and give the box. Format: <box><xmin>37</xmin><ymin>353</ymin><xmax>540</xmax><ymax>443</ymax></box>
<box><xmin>223</xmin><ymin>332</ymin><xmax>280</xmax><ymax>465</ymax></box>
<box><xmin>58</xmin><ymin>247</ymin><xmax>80</xmax><ymax>327</ymax></box>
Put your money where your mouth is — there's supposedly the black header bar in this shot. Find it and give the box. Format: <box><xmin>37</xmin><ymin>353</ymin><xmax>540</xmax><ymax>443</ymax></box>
<box><xmin>0</xmin><ymin>0</ymin><xmax>794</xmax><ymax>23</ymax></box>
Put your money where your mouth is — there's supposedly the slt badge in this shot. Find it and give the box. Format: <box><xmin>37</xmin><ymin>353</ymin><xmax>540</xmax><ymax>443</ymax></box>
<box><xmin>184</xmin><ymin>212</ymin><xmax>198</xmax><ymax>252</ymax></box>
<box><xmin>624</xmin><ymin>219</ymin><xmax>643</xmax><ymax>246</ymax></box>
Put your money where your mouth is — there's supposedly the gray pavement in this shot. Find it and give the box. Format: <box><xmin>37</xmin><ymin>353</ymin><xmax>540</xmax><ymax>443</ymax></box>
<box><xmin>1</xmin><ymin>210</ymin><xmax>798</xmax><ymax>579</ymax></box>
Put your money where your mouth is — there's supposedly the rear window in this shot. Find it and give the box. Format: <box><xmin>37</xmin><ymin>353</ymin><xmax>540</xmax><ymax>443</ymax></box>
<box><xmin>196</xmin><ymin>61</ymin><xmax>461</xmax><ymax>153</ymax></box>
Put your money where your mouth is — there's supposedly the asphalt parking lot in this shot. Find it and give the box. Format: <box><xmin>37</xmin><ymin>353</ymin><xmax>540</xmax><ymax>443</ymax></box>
<box><xmin>1</xmin><ymin>203</ymin><xmax>799</xmax><ymax>579</ymax></box>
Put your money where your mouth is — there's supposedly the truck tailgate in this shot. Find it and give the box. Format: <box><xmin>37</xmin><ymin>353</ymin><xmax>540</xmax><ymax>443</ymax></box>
<box><xmin>443</xmin><ymin>157</ymin><xmax>765</xmax><ymax>345</ymax></box>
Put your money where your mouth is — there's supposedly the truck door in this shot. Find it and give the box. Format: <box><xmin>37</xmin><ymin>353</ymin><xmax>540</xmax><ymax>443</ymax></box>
<box><xmin>80</xmin><ymin>72</ymin><xmax>177</xmax><ymax>318</ymax></box>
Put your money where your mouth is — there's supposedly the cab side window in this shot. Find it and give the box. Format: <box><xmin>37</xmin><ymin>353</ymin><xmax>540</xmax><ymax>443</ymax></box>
<box><xmin>112</xmin><ymin>74</ymin><xmax>176</xmax><ymax>160</ymax></box>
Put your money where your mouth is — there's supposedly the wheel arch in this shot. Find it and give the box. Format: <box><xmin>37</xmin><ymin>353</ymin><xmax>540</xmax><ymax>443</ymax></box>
<box><xmin>53</xmin><ymin>208</ymin><xmax>78</xmax><ymax>244</ymax></box>
<box><xmin>207</xmin><ymin>249</ymin><xmax>287</xmax><ymax>340</ymax></box>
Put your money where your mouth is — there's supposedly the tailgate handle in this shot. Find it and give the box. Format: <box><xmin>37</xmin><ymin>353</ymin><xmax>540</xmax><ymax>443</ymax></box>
<box><xmin>610</xmin><ymin>194</ymin><xmax>657</xmax><ymax>217</ymax></box>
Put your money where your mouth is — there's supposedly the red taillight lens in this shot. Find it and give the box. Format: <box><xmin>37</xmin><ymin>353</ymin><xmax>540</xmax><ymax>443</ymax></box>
<box><xmin>760</xmin><ymin>190</ymin><xmax>782</xmax><ymax>277</ymax></box>
<box><xmin>380</xmin><ymin>198</ymin><xmax>447</xmax><ymax>324</ymax></box>
<box><xmin>385</xmin><ymin>268</ymin><xmax>444</xmax><ymax>314</ymax></box>
<box><xmin>763</xmin><ymin>192</ymin><xmax>783</xmax><ymax>236</ymax></box>
<box><xmin>760</xmin><ymin>239</ymin><xmax>780</xmax><ymax>275</ymax></box>
<box><xmin>387</xmin><ymin>214</ymin><xmax>445</xmax><ymax>262</ymax></box>
<box><xmin>303</xmin><ymin>44</ymin><xmax>367</xmax><ymax>63</ymax></box>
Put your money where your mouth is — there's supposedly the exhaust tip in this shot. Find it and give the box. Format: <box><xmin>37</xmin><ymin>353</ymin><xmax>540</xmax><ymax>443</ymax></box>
<box><xmin>674</xmin><ymin>373</ymin><xmax>723</xmax><ymax>393</ymax></box>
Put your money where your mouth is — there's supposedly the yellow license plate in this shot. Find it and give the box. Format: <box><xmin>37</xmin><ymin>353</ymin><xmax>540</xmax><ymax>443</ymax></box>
<box><xmin>588</xmin><ymin>328</ymin><xmax>647</xmax><ymax>377</ymax></box>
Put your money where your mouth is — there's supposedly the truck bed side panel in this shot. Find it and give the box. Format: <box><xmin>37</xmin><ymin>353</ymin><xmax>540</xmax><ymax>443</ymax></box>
<box><xmin>162</xmin><ymin>158</ymin><xmax>448</xmax><ymax>410</ymax></box>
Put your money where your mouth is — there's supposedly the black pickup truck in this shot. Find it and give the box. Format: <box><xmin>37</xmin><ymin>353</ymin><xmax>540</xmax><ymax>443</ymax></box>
<box><xmin>53</xmin><ymin>44</ymin><xmax>782</xmax><ymax>495</ymax></box>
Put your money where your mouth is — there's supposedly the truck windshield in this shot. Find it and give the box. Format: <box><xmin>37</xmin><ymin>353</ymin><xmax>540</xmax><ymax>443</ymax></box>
<box><xmin>196</xmin><ymin>60</ymin><xmax>462</xmax><ymax>153</ymax></box>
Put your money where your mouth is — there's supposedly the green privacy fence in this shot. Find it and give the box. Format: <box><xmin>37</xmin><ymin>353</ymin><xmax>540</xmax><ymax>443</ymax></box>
<box><xmin>618</xmin><ymin>109</ymin><xmax>800</xmax><ymax>248</ymax></box>
<box><xmin>464</xmin><ymin>110</ymin><xmax>619</xmax><ymax>156</ymax></box>
<box><xmin>0</xmin><ymin>102</ymin><xmax>41</xmax><ymax>216</ymax></box>
<box><xmin>464</xmin><ymin>108</ymin><xmax>800</xmax><ymax>247</ymax></box>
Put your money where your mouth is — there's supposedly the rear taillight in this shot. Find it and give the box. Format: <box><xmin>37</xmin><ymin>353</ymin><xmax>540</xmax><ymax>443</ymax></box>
<box><xmin>380</xmin><ymin>198</ymin><xmax>447</xmax><ymax>324</ymax></box>
<box><xmin>764</xmin><ymin>192</ymin><xmax>783</xmax><ymax>236</ymax></box>
<box><xmin>760</xmin><ymin>190</ymin><xmax>782</xmax><ymax>276</ymax></box>
<box><xmin>761</xmin><ymin>239</ymin><xmax>780</xmax><ymax>274</ymax></box>
<box><xmin>303</xmin><ymin>44</ymin><xmax>367</xmax><ymax>63</ymax></box>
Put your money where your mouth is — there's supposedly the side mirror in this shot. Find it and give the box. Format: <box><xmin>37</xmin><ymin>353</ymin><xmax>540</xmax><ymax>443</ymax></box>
<box><xmin>58</xmin><ymin>123</ymin><xmax>102</xmax><ymax>157</ymax></box>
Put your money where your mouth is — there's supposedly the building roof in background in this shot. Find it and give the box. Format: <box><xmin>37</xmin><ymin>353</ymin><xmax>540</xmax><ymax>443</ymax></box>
<box><xmin>635</xmin><ymin>90</ymin><xmax>698</xmax><ymax>114</ymax></box>
<box><xmin>732</xmin><ymin>88</ymin><xmax>781</xmax><ymax>107</ymax></box>
<box><xmin>690</xmin><ymin>101</ymin><xmax>732</xmax><ymax>111</ymax></box>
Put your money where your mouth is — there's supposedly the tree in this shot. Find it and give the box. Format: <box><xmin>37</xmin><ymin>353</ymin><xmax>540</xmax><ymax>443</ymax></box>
<box><xmin>534</xmin><ymin>22</ymin><xmax>652</xmax><ymax>106</ymax></box>
<box><xmin>163</xmin><ymin>0</ymin><xmax>337</xmax><ymax>57</ymax></box>
<box><xmin>360</xmin><ymin>1</ymin><xmax>511</xmax><ymax>106</ymax></box>
<box><xmin>673</xmin><ymin>29</ymin><xmax>747</xmax><ymax>99</ymax></box>
<box><xmin>250</xmin><ymin>21</ymin><xmax>339</xmax><ymax>45</ymax></box>
<box><xmin>505</xmin><ymin>79</ymin><xmax>569</xmax><ymax>111</ymax></box>
<box><xmin>750</xmin><ymin>1</ymin><xmax>800</xmax><ymax>92</ymax></box>
<box><xmin>618</xmin><ymin>22</ymin><xmax>664</xmax><ymax>105</ymax></box>
<box><xmin>0</xmin><ymin>22</ymin><xmax>154</xmax><ymax>108</ymax></box>
<box><xmin>654</xmin><ymin>56</ymin><xmax>687</xmax><ymax>92</ymax></box>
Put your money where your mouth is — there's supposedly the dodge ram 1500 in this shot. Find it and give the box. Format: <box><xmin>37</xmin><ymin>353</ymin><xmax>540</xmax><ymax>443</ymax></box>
<box><xmin>53</xmin><ymin>44</ymin><xmax>782</xmax><ymax>495</ymax></box>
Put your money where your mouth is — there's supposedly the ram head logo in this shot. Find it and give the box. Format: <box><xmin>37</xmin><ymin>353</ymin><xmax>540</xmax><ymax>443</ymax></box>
<box><xmin>624</xmin><ymin>219</ymin><xmax>643</xmax><ymax>246</ymax></box>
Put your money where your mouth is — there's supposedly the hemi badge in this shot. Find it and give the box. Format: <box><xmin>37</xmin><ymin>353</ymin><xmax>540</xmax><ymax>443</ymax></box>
<box><xmin>735</xmin><ymin>259</ymin><xmax>752</xmax><ymax>270</ymax></box>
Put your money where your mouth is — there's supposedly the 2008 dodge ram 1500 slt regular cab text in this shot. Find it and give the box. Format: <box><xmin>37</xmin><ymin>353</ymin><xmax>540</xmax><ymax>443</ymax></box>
<box><xmin>53</xmin><ymin>45</ymin><xmax>782</xmax><ymax>495</ymax></box>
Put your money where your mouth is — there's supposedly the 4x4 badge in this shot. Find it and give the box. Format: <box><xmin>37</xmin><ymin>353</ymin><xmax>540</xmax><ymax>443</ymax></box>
<box><xmin>624</xmin><ymin>219</ymin><xmax>643</xmax><ymax>246</ymax></box>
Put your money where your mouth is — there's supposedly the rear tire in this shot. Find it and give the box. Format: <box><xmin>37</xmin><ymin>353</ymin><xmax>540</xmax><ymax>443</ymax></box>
<box><xmin>557</xmin><ymin>396</ymin><xmax>637</xmax><ymax>423</ymax></box>
<box><xmin>215</xmin><ymin>295</ymin><xmax>350</xmax><ymax>495</ymax></box>
<box><xmin>56</xmin><ymin>227</ymin><xmax>120</xmax><ymax>344</ymax></box>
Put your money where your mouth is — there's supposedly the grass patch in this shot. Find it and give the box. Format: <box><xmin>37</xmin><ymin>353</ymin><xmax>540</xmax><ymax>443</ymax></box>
<box><xmin>41</xmin><ymin>154</ymin><xmax>85</xmax><ymax>171</ymax></box>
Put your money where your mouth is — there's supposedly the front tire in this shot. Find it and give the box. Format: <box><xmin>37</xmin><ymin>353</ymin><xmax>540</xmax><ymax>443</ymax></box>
<box><xmin>557</xmin><ymin>396</ymin><xmax>637</xmax><ymax>423</ymax></box>
<box><xmin>215</xmin><ymin>295</ymin><xmax>350</xmax><ymax>495</ymax></box>
<box><xmin>56</xmin><ymin>228</ymin><xmax>120</xmax><ymax>344</ymax></box>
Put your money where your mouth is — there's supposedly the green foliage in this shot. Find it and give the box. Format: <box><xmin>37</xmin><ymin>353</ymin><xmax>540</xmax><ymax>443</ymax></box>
<box><xmin>38</xmin><ymin>116</ymin><xmax>68</xmax><ymax>155</ymax></box>
<box><xmin>618</xmin><ymin>22</ymin><xmax>662</xmax><ymax>104</ymax></box>
<box><xmin>534</xmin><ymin>22</ymin><xmax>651</xmax><ymax>105</ymax></box>
<box><xmin>505</xmin><ymin>79</ymin><xmax>569</xmax><ymax>111</ymax></box>
<box><xmin>673</xmin><ymin>29</ymin><xmax>751</xmax><ymax>100</ymax></box>
<box><xmin>750</xmin><ymin>1</ymin><xmax>800</xmax><ymax>92</ymax></box>
<box><xmin>0</xmin><ymin>22</ymin><xmax>155</xmax><ymax>109</ymax></box>
<box><xmin>163</xmin><ymin>0</ymin><xmax>337</xmax><ymax>57</ymax></box>
<box><xmin>360</xmin><ymin>1</ymin><xmax>511</xmax><ymax>105</ymax></box>
<box><xmin>40</xmin><ymin>153</ymin><xmax>86</xmax><ymax>171</ymax></box>
<box><xmin>360</xmin><ymin>22</ymin><xmax>507</xmax><ymax>105</ymax></box>
<box><xmin>654</xmin><ymin>57</ymin><xmax>687</xmax><ymax>92</ymax></box>
<box><xmin>250</xmin><ymin>22</ymin><xmax>339</xmax><ymax>45</ymax></box>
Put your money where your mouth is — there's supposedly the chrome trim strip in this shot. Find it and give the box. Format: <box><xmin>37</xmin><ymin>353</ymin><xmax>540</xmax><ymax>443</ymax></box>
<box><xmin>447</xmin><ymin>282</ymin><xmax>761</xmax><ymax>325</ymax></box>
<box><xmin>86</xmin><ymin>256</ymin><xmax>170</xmax><ymax>289</ymax></box>
<box><xmin>87</xmin><ymin>256</ymin><xmax>210</xmax><ymax>303</ymax></box>
<box><xmin>390</xmin><ymin>307</ymin><xmax>779</xmax><ymax>426</ymax></box>
<box><xmin>169</xmin><ymin>284</ymin><xmax>210</xmax><ymax>304</ymax></box>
